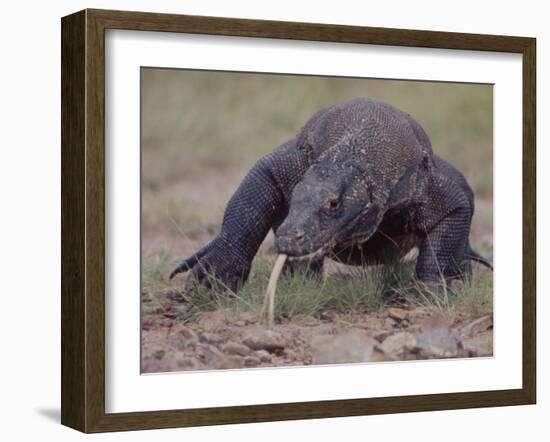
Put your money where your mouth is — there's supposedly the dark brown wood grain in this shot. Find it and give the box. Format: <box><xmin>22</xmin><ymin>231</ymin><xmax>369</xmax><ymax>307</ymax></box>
<box><xmin>61</xmin><ymin>8</ymin><xmax>537</xmax><ymax>433</ymax></box>
<box><xmin>61</xmin><ymin>10</ymin><xmax>86</xmax><ymax>431</ymax></box>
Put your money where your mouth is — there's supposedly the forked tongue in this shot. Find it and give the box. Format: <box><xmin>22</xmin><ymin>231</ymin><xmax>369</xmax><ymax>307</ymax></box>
<box><xmin>259</xmin><ymin>254</ymin><xmax>287</xmax><ymax>328</ymax></box>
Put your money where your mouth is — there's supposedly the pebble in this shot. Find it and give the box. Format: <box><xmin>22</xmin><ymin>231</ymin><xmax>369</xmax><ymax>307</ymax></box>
<box><xmin>415</xmin><ymin>329</ymin><xmax>463</xmax><ymax>359</ymax></box>
<box><xmin>460</xmin><ymin>315</ymin><xmax>493</xmax><ymax>338</ymax></box>
<box><xmin>222</xmin><ymin>341</ymin><xmax>251</xmax><ymax>356</ymax></box>
<box><xmin>239</xmin><ymin>311</ymin><xmax>258</xmax><ymax>324</ymax></box>
<box><xmin>175</xmin><ymin>357</ymin><xmax>200</xmax><ymax>371</ymax></box>
<box><xmin>255</xmin><ymin>350</ymin><xmax>272</xmax><ymax>362</ymax></box>
<box><xmin>311</xmin><ymin>330</ymin><xmax>374</xmax><ymax>364</ymax></box>
<box><xmin>243</xmin><ymin>330</ymin><xmax>286</xmax><ymax>352</ymax></box>
<box><xmin>244</xmin><ymin>356</ymin><xmax>262</xmax><ymax>367</ymax></box>
<box><xmin>218</xmin><ymin>355</ymin><xmax>244</xmax><ymax>369</ymax></box>
<box><xmin>171</xmin><ymin>324</ymin><xmax>199</xmax><ymax>342</ymax></box>
<box><xmin>199</xmin><ymin>332</ymin><xmax>224</xmax><ymax>345</ymax></box>
<box><xmin>387</xmin><ymin>307</ymin><xmax>409</xmax><ymax>322</ymax></box>
<box><xmin>373</xmin><ymin>330</ymin><xmax>394</xmax><ymax>343</ymax></box>
<box><xmin>320</xmin><ymin>310</ymin><xmax>339</xmax><ymax>321</ymax></box>
<box><xmin>376</xmin><ymin>332</ymin><xmax>417</xmax><ymax>359</ymax></box>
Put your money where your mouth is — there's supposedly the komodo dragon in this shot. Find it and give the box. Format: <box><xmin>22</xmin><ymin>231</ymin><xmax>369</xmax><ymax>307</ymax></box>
<box><xmin>170</xmin><ymin>98</ymin><xmax>492</xmax><ymax>293</ymax></box>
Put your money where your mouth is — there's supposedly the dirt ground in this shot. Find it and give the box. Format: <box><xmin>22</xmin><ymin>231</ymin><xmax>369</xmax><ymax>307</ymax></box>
<box><xmin>142</xmin><ymin>303</ymin><xmax>493</xmax><ymax>373</ymax></box>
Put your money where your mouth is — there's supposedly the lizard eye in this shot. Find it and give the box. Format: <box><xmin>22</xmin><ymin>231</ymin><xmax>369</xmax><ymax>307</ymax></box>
<box><xmin>322</xmin><ymin>195</ymin><xmax>342</xmax><ymax>212</ymax></box>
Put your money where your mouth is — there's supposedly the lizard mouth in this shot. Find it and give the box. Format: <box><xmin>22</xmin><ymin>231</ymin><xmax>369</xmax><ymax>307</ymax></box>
<box><xmin>285</xmin><ymin>241</ymin><xmax>334</xmax><ymax>262</ymax></box>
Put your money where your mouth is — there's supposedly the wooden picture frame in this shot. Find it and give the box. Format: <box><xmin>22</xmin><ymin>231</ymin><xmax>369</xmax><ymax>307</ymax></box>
<box><xmin>61</xmin><ymin>8</ymin><xmax>536</xmax><ymax>433</ymax></box>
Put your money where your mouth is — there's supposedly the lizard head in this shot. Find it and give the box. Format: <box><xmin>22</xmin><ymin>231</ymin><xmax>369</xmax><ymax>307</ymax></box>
<box><xmin>275</xmin><ymin>159</ymin><xmax>381</xmax><ymax>260</ymax></box>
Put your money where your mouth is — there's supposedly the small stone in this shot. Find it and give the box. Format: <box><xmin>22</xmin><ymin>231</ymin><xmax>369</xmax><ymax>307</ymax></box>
<box><xmin>284</xmin><ymin>349</ymin><xmax>297</xmax><ymax>361</ymax></box>
<box><xmin>222</xmin><ymin>341</ymin><xmax>251</xmax><ymax>356</ymax></box>
<box><xmin>175</xmin><ymin>357</ymin><xmax>200</xmax><ymax>371</ymax></box>
<box><xmin>165</xmin><ymin>290</ymin><xmax>186</xmax><ymax>303</ymax></box>
<box><xmin>311</xmin><ymin>330</ymin><xmax>374</xmax><ymax>365</ymax></box>
<box><xmin>384</xmin><ymin>317</ymin><xmax>397</xmax><ymax>329</ymax></box>
<box><xmin>142</xmin><ymin>315</ymin><xmax>163</xmax><ymax>331</ymax></box>
<box><xmin>218</xmin><ymin>355</ymin><xmax>244</xmax><ymax>369</ymax></box>
<box><xmin>196</xmin><ymin>311</ymin><xmax>226</xmax><ymax>331</ymax></box>
<box><xmin>461</xmin><ymin>315</ymin><xmax>493</xmax><ymax>338</ymax></box>
<box><xmin>199</xmin><ymin>332</ymin><xmax>224</xmax><ymax>345</ymax></box>
<box><xmin>244</xmin><ymin>356</ymin><xmax>261</xmax><ymax>367</ymax></box>
<box><xmin>195</xmin><ymin>343</ymin><xmax>225</xmax><ymax>364</ymax></box>
<box><xmin>320</xmin><ymin>310</ymin><xmax>338</xmax><ymax>321</ymax></box>
<box><xmin>370</xmin><ymin>348</ymin><xmax>394</xmax><ymax>362</ymax></box>
<box><xmin>416</xmin><ymin>329</ymin><xmax>463</xmax><ymax>359</ymax></box>
<box><xmin>235</xmin><ymin>320</ymin><xmax>246</xmax><ymax>327</ymax></box>
<box><xmin>376</xmin><ymin>332</ymin><xmax>417</xmax><ymax>359</ymax></box>
<box><xmin>462</xmin><ymin>330</ymin><xmax>493</xmax><ymax>357</ymax></box>
<box><xmin>255</xmin><ymin>350</ymin><xmax>272</xmax><ymax>362</ymax></box>
<box><xmin>239</xmin><ymin>311</ymin><xmax>258</xmax><ymax>324</ymax></box>
<box><xmin>373</xmin><ymin>330</ymin><xmax>394</xmax><ymax>342</ymax></box>
<box><xmin>171</xmin><ymin>324</ymin><xmax>199</xmax><ymax>342</ymax></box>
<box><xmin>387</xmin><ymin>308</ymin><xmax>409</xmax><ymax>322</ymax></box>
<box><xmin>243</xmin><ymin>329</ymin><xmax>286</xmax><ymax>352</ymax></box>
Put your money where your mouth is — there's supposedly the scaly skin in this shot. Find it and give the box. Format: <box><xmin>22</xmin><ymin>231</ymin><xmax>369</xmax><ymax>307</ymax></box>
<box><xmin>171</xmin><ymin>98</ymin><xmax>491</xmax><ymax>292</ymax></box>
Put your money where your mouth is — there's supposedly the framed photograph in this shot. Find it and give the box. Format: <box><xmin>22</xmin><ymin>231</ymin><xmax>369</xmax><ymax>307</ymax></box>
<box><xmin>61</xmin><ymin>9</ymin><xmax>536</xmax><ymax>433</ymax></box>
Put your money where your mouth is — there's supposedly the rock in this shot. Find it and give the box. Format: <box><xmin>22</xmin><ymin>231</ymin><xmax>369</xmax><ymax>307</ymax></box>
<box><xmin>244</xmin><ymin>356</ymin><xmax>262</xmax><ymax>367</ymax></box>
<box><xmin>373</xmin><ymin>330</ymin><xmax>394</xmax><ymax>343</ymax></box>
<box><xmin>243</xmin><ymin>329</ymin><xmax>286</xmax><ymax>352</ymax></box>
<box><xmin>196</xmin><ymin>343</ymin><xmax>225</xmax><ymax>364</ymax></box>
<box><xmin>320</xmin><ymin>310</ymin><xmax>339</xmax><ymax>321</ymax></box>
<box><xmin>153</xmin><ymin>349</ymin><xmax>165</xmax><ymax>360</ymax></box>
<box><xmin>376</xmin><ymin>332</ymin><xmax>417</xmax><ymax>359</ymax></box>
<box><xmin>255</xmin><ymin>350</ymin><xmax>272</xmax><ymax>362</ymax></box>
<box><xmin>165</xmin><ymin>290</ymin><xmax>186</xmax><ymax>303</ymax></box>
<box><xmin>239</xmin><ymin>311</ymin><xmax>258</xmax><ymax>324</ymax></box>
<box><xmin>460</xmin><ymin>315</ymin><xmax>493</xmax><ymax>338</ymax></box>
<box><xmin>235</xmin><ymin>321</ymin><xmax>246</xmax><ymax>327</ymax></box>
<box><xmin>311</xmin><ymin>330</ymin><xmax>374</xmax><ymax>365</ymax></box>
<box><xmin>384</xmin><ymin>317</ymin><xmax>397</xmax><ymax>329</ymax></box>
<box><xmin>171</xmin><ymin>323</ymin><xmax>199</xmax><ymax>342</ymax></box>
<box><xmin>222</xmin><ymin>341</ymin><xmax>251</xmax><ymax>356</ymax></box>
<box><xmin>217</xmin><ymin>355</ymin><xmax>244</xmax><ymax>369</ymax></box>
<box><xmin>387</xmin><ymin>308</ymin><xmax>409</xmax><ymax>322</ymax></box>
<box><xmin>360</xmin><ymin>317</ymin><xmax>385</xmax><ymax>330</ymax></box>
<box><xmin>199</xmin><ymin>332</ymin><xmax>224</xmax><ymax>345</ymax></box>
<box><xmin>462</xmin><ymin>330</ymin><xmax>493</xmax><ymax>357</ymax></box>
<box><xmin>162</xmin><ymin>307</ymin><xmax>178</xmax><ymax>319</ymax></box>
<box><xmin>196</xmin><ymin>311</ymin><xmax>226</xmax><ymax>331</ymax></box>
<box><xmin>175</xmin><ymin>357</ymin><xmax>201</xmax><ymax>371</ymax></box>
<box><xmin>141</xmin><ymin>315</ymin><xmax>168</xmax><ymax>331</ymax></box>
<box><xmin>370</xmin><ymin>348</ymin><xmax>394</xmax><ymax>362</ymax></box>
<box><xmin>415</xmin><ymin>329</ymin><xmax>463</xmax><ymax>359</ymax></box>
<box><xmin>284</xmin><ymin>349</ymin><xmax>297</xmax><ymax>361</ymax></box>
<box><xmin>168</xmin><ymin>324</ymin><xmax>199</xmax><ymax>350</ymax></box>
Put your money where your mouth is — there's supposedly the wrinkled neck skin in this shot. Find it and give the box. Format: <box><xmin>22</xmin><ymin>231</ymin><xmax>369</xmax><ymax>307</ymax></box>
<box><xmin>275</xmin><ymin>156</ymin><xmax>387</xmax><ymax>261</ymax></box>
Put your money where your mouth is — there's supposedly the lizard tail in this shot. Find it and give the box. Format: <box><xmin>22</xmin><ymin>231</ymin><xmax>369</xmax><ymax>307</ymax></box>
<box><xmin>466</xmin><ymin>246</ymin><xmax>493</xmax><ymax>271</ymax></box>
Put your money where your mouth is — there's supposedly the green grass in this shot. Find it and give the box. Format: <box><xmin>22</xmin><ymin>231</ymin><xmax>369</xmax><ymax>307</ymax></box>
<box><xmin>142</xmin><ymin>252</ymin><xmax>493</xmax><ymax>322</ymax></box>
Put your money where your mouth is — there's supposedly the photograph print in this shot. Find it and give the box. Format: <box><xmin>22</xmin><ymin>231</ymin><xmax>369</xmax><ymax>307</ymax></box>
<box><xmin>140</xmin><ymin>68</ymin><xmax>493</xmax><ymax>373</ymax></box>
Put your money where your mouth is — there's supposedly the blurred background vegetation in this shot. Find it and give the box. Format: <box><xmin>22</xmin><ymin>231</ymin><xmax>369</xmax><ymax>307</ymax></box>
<box><xmin>141</xmin><ymin>68</ymin><xmax>493</xmax><ymax>301</ymax></box>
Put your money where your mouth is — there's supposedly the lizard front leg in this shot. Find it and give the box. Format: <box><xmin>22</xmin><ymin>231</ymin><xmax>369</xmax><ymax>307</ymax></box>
<box><xmin>415</xmin><ymin>173</ymin><xmax>473</xmax><ymax>281</ymax></box>
<box><xmin>415</xmin><ymin>206</ymin><xmax>472</xmax><ymax>281</ymax></box>
<box><xmin>170</xmin><ymin>139</ymin><xmax>310</xmax><ymax>293</ymax></box>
